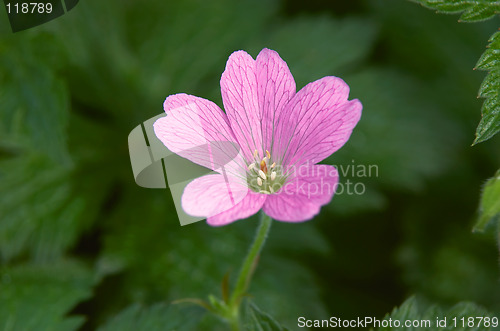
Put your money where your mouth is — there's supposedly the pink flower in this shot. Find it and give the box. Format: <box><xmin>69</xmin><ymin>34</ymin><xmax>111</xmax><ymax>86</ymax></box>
<box><xmin>154</xmin><ymin>48</ymin><xmax>362</xmax><ymax>226</ymax></box>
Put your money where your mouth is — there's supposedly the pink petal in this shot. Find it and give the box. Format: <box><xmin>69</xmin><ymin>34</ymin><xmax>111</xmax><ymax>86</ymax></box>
<box><xmin>182</xmin><ymin>174</ymin><xmax>254</xmax><ymax>221</ymax></box>
<box><xmin>220</xmin><ymin>51</ymin><xmax>262</xmax><ymax>161</ymax></box>
<box><xmin>154</xmin><ymin>94</ymin><xmax>245</xmax><ymax>174</ymax></box>
<box><xmin>255</xmin><ymin>48</ymin><xmax>296</xmax><ymax>154</ymax></box>
<box><xmin>263</xmin><ymin>165</ymin><xmax>338</xmax><ymax>222</ymax></box>
<box><xmin>207</xmin><ymin>190</ymin><xmax>267</xmax><ymax>226</ymax></box>
<box><xmin>274</xmin><ymin>77</ymin><xmax>362</xmax><ymax>167</ymax></box>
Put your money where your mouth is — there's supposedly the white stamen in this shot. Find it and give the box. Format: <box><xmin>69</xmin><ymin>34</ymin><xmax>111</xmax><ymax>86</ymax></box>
<box><xmin>269</xmin><ymin>186</ymin><xmax>274</xmax><ymax>193</ymax></box>
<box><xmin>270</xmin><ymin>171</ymin><xmax>276</xmax><ymax>181</ymax></box>
<box><xmin>257</xmin><ymin>177</ymin><xmax>263</xmax><ymax>186</ymax></box>
<box><xmin>262</xmin><ymin>156</ymin><xmax>268</xmax><ymax>163</ymax></box>
<box><xmin>253</xmin><ymin>150</ymin><xmax>259</xmax><ymax>159</ymax></box>
<box><xmin>259</xmin><ymin>190</ymin><xmax>271</xmax><ymax>194</ymax></box>
<box><xmin>258</xmin><ymin>170</ymin><xmax>267</xmax><ymax>180</ymax></box>
<box><xmin>248</xmin><ymin>163</ymin><xmax>256</xmax><ymax>170</ymax></box>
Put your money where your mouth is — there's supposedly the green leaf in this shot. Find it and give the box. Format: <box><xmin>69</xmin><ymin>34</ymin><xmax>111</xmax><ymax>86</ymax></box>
<box><xmin>0</xmin><ymin>33</ymin><xmax>70</xmax><ymax>163</ymax></box>
<box><xmin>0</xmin><ymin>153</ymin><xmax>108</xmax><ymax>263</ymax></box>
<box><xmin>241</xmin><ymin>301</ymin><xmax>289</xmax><ymax>331</ymax></box>
<box><xmin>97</xmin><ymin>303</ymin><xmax>202</xmax><ymax>331</ymax></box>
<box><xmin>473</xmin><ymin>93</ymin><xmax>500</xmax><ymax>144</ymax></box>
<box><xmin>379</xmin><ymin>296</ymin><xmax>495</xmax><ymax>330</ymax></box>
<box><xmin>443</xmin><ymin>302</ymin><xmax>494</xmax><ymax>328</ymax></box>
<box><xmin>474</xmin><ymin>169</ymin><xmax>500</xmax><ymax>232</ymax></box>
<box><xmin>409</xmin><ymin>0</ymin><xmax>500</xmax><ymax>22</ymax></box>
<box><xmin>478</xmin><ymin>68</ymin><xmax>499</xmax><ymax>98</ymax></box>
<box><xmin>0</xmin><ymin>155</ymin><xmax>73</xmax><ymax>262</ymax></box>
<box><xmin>406</xmin><ymin>2</ymin><xmax>500</xmax><ymax>143</ymax></box>
<box><xmin>474</xmin><ymin>31</ymin><xmax>500</xmax><ymax>144</ymax></box>
<box><xmin>0</xmin><ymin>260</ymin><xmax>98</xmax><ymax>331</ymax></box>
<box><xmin>379</xmin><ymin>296</ymin><xmax>421</xmax><ymax>330</ymax></box>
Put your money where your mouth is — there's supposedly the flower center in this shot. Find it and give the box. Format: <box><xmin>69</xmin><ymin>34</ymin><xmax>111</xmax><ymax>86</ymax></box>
<box><xmin>246</xmin><ymin>150</ymin><xmax>287</xmax><ymax>194</ymax></box>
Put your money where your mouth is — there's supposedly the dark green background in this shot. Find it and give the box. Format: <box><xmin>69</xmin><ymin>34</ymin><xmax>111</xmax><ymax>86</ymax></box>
<box><xmin>0</xmin><ymin>0</ymin><xmax>499</xmax><ymax>330</ymax></box>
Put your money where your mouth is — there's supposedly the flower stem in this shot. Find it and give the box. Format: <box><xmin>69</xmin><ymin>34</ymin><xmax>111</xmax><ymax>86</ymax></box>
<box><xmin>227</xmin><ymin>211</ymin><xmax>272</xmax><ymax>328</ymax></box>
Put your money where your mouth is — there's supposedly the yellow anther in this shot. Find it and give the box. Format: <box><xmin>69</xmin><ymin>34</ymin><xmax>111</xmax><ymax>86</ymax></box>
<box><xmin>266</xmin><ymin>150</ymin><xmax>271</xmax><ymax>159</ymax></box>
<box><xmin>253</xmin><ymin>150</ymin><xmax>259</xmax><ymax>159</ymax></box>
<box><xmin>270</xmin><ymin>162</ymin><xmax>276</xmax><ymax>169</ymax></box>
<box><xmin>260</xmin><ymin>160</ymin><xmax>268</xmax><ymax>173</ymax></box>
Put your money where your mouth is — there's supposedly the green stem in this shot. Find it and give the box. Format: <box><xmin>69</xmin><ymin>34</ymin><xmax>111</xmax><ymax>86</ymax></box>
<box><xmin>227</xmin><ymin>211</ymin><xmax>272</xmax><ymax>328</ymax></box>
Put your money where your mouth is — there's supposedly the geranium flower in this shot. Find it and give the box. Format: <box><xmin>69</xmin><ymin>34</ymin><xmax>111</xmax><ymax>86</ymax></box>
<box><xmin>154</xmin><ymin>48</ymin><xmax>362</xmax><ymax>226</ymax></box>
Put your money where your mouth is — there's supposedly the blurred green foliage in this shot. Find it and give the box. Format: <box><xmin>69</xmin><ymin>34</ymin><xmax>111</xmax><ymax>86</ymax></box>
<box><xmin>96</xmin><ymin>303</ymin><xmax>202</xmax><ymax>331</ymax></box>
<box><xmin>0</xmin><ymin>260</ymin><xmax>99</xmax><ymax>331</ymax></box>
<box><xmin>475</xmin><ymin>169</ymin><xmax>500</xmax><ymax>231</ymax></box>
<box><xmin>0</xmin><ymin>0</ymin><xmax>499</xmax><ymax>330</ymax></box>
<box><xmin>241</xmin><ymin>301</ymin><xmax>289</xmax><ymax>331</ymax></box>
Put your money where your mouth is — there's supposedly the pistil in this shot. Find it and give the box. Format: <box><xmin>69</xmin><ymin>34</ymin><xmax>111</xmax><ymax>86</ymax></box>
<box><xmin>246</xmin><ymin>150</ymin><xmax>287</xmax><ymax>194</ymax></box>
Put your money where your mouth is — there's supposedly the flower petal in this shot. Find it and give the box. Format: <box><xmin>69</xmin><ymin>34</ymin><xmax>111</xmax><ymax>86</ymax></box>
<box><xmin>207</xmin><ymin>190</ymin><xmax>267</xmax><ymax>226</ymax></box>
<box><xmin>274</xmin><ymin>77</ymin><xmax>362</xmax><ymax>167</ymax></box>
<box><xmin>255</xmin><ymin>48</ymin><xmax>296</xmax><ymax>154</ymax></box>
<box><xmin>182</xmin><ymin>174</ymin><xmax>252</xmax><ymax>220</ymax></box>
<box><xmin>154</xmin><ymin>93</ymin><xmax>245</xmax><ymax>173</ymax></box>
<box><xmin>263</xmin><ymin>165</ymin><xmax>338</xmax><ymax>222</ymax></box>
<box><xmin>220</xmin><ymin>51</ymin><xmax>262</xmax><ymax>161</ymax></box>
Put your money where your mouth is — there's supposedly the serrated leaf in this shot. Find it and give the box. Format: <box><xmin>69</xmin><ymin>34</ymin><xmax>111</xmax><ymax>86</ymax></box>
<box><xmin>474</xmin><ymin>169</ymin><xmax>500</xmax><ymax>232</ymax></box>
<box><xmin>444</xmin><ymin>301</ymin><xmax>492</xmax><ymax>324</ymax></box>
<box><xmin>474</xmin><ymin>93</ymin><xmax>500</xmax><ymax>143</ymax></box>
<box><xmin>474</xmin><ymin>31</ymin><xmax>500</xmax><ymax>143</ymax></box>
<box><xmin>478</xmin><ymin>68</ymin><xmax>500</xmax><ymax>97</ymax></box>
<box><xmin>241</xmin><ymin>301</ymin><xmax>289</xmax><ymax>331</ymax></box>
<box><xmin>460</xmin><ymin>4</ymin><xmax>499</xmax><ymax>21</ymax></box>
<box><xmin>407</xmin><ymin>2</ymin><xmax>500</xmax><ymax>142</ymax></box>
<box><xmin>409</xmin><ymin>0</ymin><xmax>500</xmax><ymax>22</ymax></box>
<box><xmin>407</xmin><ymin>3</ymin><xmax>500</xmax><ymax>143</ymax></box>
<box><xmin>379</xmin><ymin>296</ymin><xmax>420</xmax><ymax>330</ymax></box>
<box><xmin>0</xmin><ymin>260</ymin><xmax>98</xmax><ymax>331</ymax></box>
<box><xmin>476</xmin><ymin>49</ymin><xmax>500</xmax><ymax>71</ymax></box>
<box><xmin>97</xmin><ymin>303</ymin><xmax>202</xmax><ymax>331</ymax></box>
<box><xmin>433</xmin><ymin>3</ymin><xmax>470</xmax><ymax>11</ymax></box>
<box><xmin>476</xmin><ymin>31</ymin><xmax>500</xmax><ymax>70</ymax></box>
<box><xmin>379</xmin><ymin>296</ymin><xmax>495</xmax><ymax>330</ymax></box>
